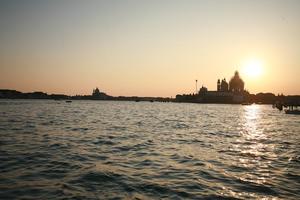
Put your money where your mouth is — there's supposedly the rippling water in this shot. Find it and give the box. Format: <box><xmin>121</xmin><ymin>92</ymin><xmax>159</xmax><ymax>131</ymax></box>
<box><xmin>0</xmin><ymin>100</ymin><xmax>299</xmax><ymax>199</ymax></box>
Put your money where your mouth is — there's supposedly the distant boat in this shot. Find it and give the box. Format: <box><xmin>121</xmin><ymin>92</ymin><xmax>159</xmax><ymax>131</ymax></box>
<box><xmin>285</xmin><ymin>109</ymin><xmax>300</xmax><ymax>115</ymax></box>
<box><xmin>273</xmin><ymin>101</ymin><xmax>300</xmax><ymax>114</ymax></box>
<box><xmin>241</xmin><ymin>102</ymin><xmax>252</xmax><ymax>105</ymax></box>
<box><xmin>66</xmin><ymin>100</ymin><xmax>72</xmax><ymax>103</ymax></box>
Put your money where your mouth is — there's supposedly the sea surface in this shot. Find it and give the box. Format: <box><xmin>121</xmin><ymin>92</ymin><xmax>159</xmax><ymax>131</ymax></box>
<box><xmin>0</xmin><ymin>100</ymin><xmax>299</xmax><ymax>200</ymax></box>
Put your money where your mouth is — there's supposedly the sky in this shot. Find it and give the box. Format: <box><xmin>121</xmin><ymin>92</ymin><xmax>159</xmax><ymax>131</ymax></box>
<box><xmin>0</xmin><ymin>0</ymin><xmax>299</xmax><ymax>97</ymax></box>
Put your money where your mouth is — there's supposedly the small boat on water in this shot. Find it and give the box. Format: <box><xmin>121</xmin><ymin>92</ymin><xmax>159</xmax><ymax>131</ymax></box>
<box><xmin>285</xmin><ymin>109</ymin><xmax>300</xmax><ymax>115</ymax></box>
<box><xmin>273</xmin><ymin>101</ymin><xmax>300</xmax><ymax>114</ymax></box>
<box><xmin>241</xmin><ymin>102</ymin><xmax>252</xmax><ymax>105</ymax></box>
<box><xmin>283</xmin><ymin>104</ymin><xmax>299</xmax><ymax>115</ymax></box>
<box><xmin>66</xmin><ymin>100</ymin><xmax>72</xmax><ymax>103</ymax></box>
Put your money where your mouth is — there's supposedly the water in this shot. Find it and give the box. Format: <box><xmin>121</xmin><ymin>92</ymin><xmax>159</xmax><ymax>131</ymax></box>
<box><xmin>0</xmin><ymin>100</ymin><xmax>299</xmax><ymax>200</ymax></box>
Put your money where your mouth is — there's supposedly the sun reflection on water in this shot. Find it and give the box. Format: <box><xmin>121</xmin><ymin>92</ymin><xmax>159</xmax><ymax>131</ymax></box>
<box><xmin>243</xmin><ymin>104</ymin><xmax>263</xmax><ymax>136</ymax></box>
<box><xmin>239</xmin><ymin>105</ymin><xmax>275</xmax><ymax>160</ymax></box>
<box><xmin>223</xmin><ymin>104</ymin><xmax>279</xmax><ymax>198</ymax></box>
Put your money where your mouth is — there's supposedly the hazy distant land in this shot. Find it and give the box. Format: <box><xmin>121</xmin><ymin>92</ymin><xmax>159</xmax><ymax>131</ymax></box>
<box><xmin>0</xmin><ymin>88</ymin><xmax>299</xmax><ymax>105</ymax></box>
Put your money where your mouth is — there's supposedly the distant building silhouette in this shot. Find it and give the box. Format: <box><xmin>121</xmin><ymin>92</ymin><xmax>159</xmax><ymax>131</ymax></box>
<box><xmin>217</xmin><ymin>79</ymin><xmax>221</xmax><ymax>91</ymax></box>
<box><xmin>217</xmin><ymin>78</ymin><xmax>229</xmax><ymax>92</ymax></box>
<box><xmin>176</xmin><ymin>70</ymin><xmax>246</xmax><ymax>103</ymax></box>
<box><xmin>199</xmin><ymin>86</ymin><xmax>208</xmax><ymax>95</ymax></box>
<box><xmin>229</xmin><ymin>71</ymin><xmax>244</xmax><ymax>93</ymax></box>
<box><xmin>92</xmin><ymin>87</ymin><xmax>109</xmax><ymax>100</ymax></box>
<box><xmin>92</xmin><ymin>87</ymin><xmax>101</xmax><ymax>97</ymax></box>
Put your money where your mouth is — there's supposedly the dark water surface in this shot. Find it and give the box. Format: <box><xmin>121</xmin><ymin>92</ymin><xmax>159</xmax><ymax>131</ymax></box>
<box><xmin>0</xmin><ymin>100</ymin><xmax>299</xmax><ymax>199</ymax></box>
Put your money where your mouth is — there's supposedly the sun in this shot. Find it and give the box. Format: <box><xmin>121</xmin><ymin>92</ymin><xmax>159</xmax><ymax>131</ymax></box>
<box><xmin>242</xmin><ymin>59</ymin><xmax>263</xmax><ymax>78</ymax></box>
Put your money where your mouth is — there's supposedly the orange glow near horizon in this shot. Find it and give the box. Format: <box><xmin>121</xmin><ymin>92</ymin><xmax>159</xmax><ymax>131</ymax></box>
<box><xmin>0</xmin><ymin>1</ymin><xmax>299</xmax><ymax>96</ymax></box>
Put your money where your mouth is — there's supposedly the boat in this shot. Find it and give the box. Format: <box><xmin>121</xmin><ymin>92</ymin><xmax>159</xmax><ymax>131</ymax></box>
<box><xmin>65</xmin><ymin>100</ymin><xmax>72</xmax><ymax>103</ymax></box>
<box><xmin>284</xmin><ymin>103</ymin><xmax>300</xmax><ymax>115</ymax></box>
<box><xmin>273</xmin><ymin>101</ymin><xmax>300</xmax><ymax>114</ymax></box>
<box><xmin>285</xmin><ymin>109</ymin><xmax>300</xmax><ymax>115</ymax></box>
<box><xmin>241</xmin><ymin>102</ymin><xmax>252</xmax><ymax>105</ymax></box>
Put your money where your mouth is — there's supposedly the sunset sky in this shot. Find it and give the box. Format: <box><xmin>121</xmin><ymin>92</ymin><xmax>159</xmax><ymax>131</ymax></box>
<box><xmin>0</xmin><ymin>0</ymin><xmax>299</xmax><ymax>97</ymax></box>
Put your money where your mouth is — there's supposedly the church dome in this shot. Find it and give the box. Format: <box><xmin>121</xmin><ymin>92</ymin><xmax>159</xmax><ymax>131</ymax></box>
<box><xmin>229</xmin><ymin>71</ymin><xmax>244</xmax><ymax>93</ymax></box>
